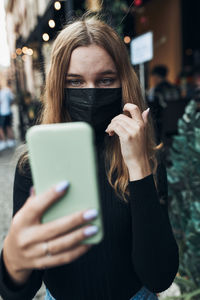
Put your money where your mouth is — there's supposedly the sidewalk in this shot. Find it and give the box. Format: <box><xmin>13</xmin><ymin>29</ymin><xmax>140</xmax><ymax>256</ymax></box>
<box><xmin>0</xmin><ymin>105</ymin><xmax>45</xmax><ymax>300</ymax></box>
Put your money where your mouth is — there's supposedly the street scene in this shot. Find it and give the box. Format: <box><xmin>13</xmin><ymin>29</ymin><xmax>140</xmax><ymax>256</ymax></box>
<box><xmin>0</xmin><ymin>0</ymin><xmax>200</xmax><ymax>300</ymax></box>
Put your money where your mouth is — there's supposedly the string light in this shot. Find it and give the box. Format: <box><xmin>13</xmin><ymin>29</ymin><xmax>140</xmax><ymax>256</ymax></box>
<box><xmin>27</xmin><ymin>48</ymin><xmax>33</xmax><ymax>56</ymax></box>
<box><xmin>42</xmin><ymin>33</ymin><xmax>50</xmax><ymax>42</ymax></box>
<box><xmin>48</xmin><ymin>19</ymin><xmax>56</xmax><ymax>28</ymax></box>
<box><xmin>22</xmin><ymin>46</ymin><xmax>28</xmax><ymax>54</ymax></box>
<box><xmin>124</xmin><ymin>36</ymin><xmax>131</xmax><ymax>44</ymax></box>
<box><xmin>16</xmin><ymin>48</ymin><xmax>22</xmax><ymax>55</ymax></box>
<box><xmin>54</xmin><ymin>1</ymin><xmax>61</xmax><ymax>10</ymax></box>
<box><xmin>134</xmin><ymin>0</ymin><xmax>142</xmax><ymax>6</ymax></box>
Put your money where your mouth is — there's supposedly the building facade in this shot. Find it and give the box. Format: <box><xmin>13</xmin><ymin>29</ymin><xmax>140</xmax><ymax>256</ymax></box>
<box><xmin>5</xmin><ymin>0</ymin><xmax>58</xmax><ymax>99</ymax></box>
<box><xmin>4</xmin><ymin>0</ymin><xmax>101</xmax><ymax>100</ymax></box>
<box><xmin>5</xmin><ymin>0</ymin><xmax>189</xmax><ymax>102</ymax></box>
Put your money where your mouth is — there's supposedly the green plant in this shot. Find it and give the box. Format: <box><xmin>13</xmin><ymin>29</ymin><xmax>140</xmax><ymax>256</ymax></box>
<box><xmin>103</xmin><ymin>0</ymin><xmax>128</xmax><ymax>36</ymax></box>
<box><xmin>162</xmin><ymin>288</ymin><xmax>200</xmax><ymax>300</ymax></box>
<box><xmin>167</xmin><ymin>100</ymin><xmax>200</xmax><ymax>299</ymax></box>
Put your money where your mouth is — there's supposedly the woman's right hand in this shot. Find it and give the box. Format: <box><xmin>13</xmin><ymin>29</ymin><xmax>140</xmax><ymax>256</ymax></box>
<box><xmin>3</xmin><ymin>181</ymin><xmax>98</xmax><ymax>285</ymax></box>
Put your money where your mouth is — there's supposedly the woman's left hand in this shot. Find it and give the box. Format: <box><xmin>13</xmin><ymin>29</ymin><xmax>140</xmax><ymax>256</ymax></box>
<box><xmin>105</xmin><ymin>103</ymin><xmax>151</xmax><ymax>181</ymax></box>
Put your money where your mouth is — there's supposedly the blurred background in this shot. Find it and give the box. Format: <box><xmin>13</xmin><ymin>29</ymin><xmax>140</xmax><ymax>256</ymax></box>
<box><xmin>0</xmin><ymin>1</ymin><xmax>200</xmax><ymax>299</ymax></box>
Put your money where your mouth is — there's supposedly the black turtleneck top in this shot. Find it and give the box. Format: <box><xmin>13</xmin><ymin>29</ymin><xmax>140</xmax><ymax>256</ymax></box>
<box><xmin>0</xmin><ymin>145</ymin><xmax>179</xmax><ymax>300</ymax></box>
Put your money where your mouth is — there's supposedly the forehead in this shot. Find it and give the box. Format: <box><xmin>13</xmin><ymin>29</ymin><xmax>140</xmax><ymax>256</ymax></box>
<box><xmin>67</xmin><ymin>45</ymin><xmax>117</xmax><ymax>74</ymax></box>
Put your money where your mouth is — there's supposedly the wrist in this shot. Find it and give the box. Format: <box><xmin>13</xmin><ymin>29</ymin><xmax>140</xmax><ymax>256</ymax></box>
<box><xmin>3</xmin><ymin>242</ymin><xmax>32</xmax><ymax>286</ymax></box>
<box><xmin>127</xmin><ymin>158</ymin><xmax>151</xmax><ymax>181</ymax></box>
<box><xmin>3</xmin><ymin>256</ymin><xmax>32</xmax><ymax>286</ymax></box>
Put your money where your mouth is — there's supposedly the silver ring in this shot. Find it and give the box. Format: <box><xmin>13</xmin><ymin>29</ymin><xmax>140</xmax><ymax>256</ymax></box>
<box><xmin>43</xmin><ymin>242</ymin><xmax>52</xmax><ymax>256</ymax></box>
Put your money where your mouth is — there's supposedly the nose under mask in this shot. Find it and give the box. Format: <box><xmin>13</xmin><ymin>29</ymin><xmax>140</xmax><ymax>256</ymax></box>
<box><xmin>64</xmin><ymin>88</ymin><xmax>122</xmax><ymax>135</ymax></box>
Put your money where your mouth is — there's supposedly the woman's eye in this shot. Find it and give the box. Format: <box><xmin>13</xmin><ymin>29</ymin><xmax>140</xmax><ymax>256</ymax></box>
<box><xmin>66</xmin><ymin>80</ymin><xmax>83</xmax><ymax>87</ymax></box>
<box><xmin>98</xmin><ymin>78</ymin><xmax>116</xmax><ymax>86</ymax></box>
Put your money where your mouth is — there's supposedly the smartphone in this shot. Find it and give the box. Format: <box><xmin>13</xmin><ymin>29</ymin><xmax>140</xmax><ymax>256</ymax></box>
<box><xmin>26</xmin><ymin>122</ymin><xmax>103</xmax><ymax>244</ymax></box>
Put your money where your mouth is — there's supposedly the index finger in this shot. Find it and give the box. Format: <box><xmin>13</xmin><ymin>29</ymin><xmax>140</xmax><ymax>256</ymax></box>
<box><xmin>24</xmin><ymin>181</ymin><xmax>70</xmax><ymax>223</ymax></box>
<box><xmin>123</xmin><ymin>103</ymin><xmax>144</xmax><ymax>124</ymax></box>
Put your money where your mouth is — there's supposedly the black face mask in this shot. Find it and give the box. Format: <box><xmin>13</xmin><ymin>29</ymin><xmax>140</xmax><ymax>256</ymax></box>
<box><xmin>64</xmin><ymin>88</ymin><xmax>122</xmax><ymax>134</ymax></box>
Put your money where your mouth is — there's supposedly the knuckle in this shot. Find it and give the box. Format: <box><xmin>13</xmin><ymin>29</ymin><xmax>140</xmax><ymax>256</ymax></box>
<box><xmin>50</xmin><ymin>241</ymin><xmax>63</xmax><ymax>256</ymax></box>
<box><xmin>131</xmin><ymin>104</ymin><xmax>137</xmax><ymax>109</ymax></box>
<box><xmin>16</xmin><ymin>234</ymin><xmax>27</xmax><ymax>249</ymax></box>
<box><xmin>47</xmin><ymin>241</ymin><xmax>54</xmax><ymax>254</ymax></box>
<box><xmin>138</xmin><ymin>122</ymin><xmax>144</xmax><ymax>131</ymax></box>
<box><xmin>25</xmin><ymin>195</ymin><xmax>38</xmax><ymax>211</ymax></box>
<box><xmin>29</xmin><ymin>203</ymin><xmax>40</xmax><ymax>216</ymax></box>
<box><xmin>44</xmin><ymin>188</ymin><xmax>56</xmax><ymax>201</ymax></box>
<box><xmin>11</xmin><ymin>214</ymin><xmax>20</xmax><ymax>230</ymax></box>
<box><xmin>78</xmin><ymin>211</ymin><xmax>85</xmax><ymax>223</ymax></box>
<box><xmin>125</xmin><ymin>103</ymin><xmax>136</xmax><ymax>109</ymax></box>
<box><xmin>71</xmin><ymin>211</ymin><xmax>85</xmax><ymax>226</ymax></box>
<box><xmin>124</xmin><ymin>103</ymin><xmax>130</xmax><ymax>108</ymax></box>
<box><xmin>73</xmin><ymin>230</ymin><xmax>85</xmax><ymax>244</ymax></box>
<box><xmin>131</xmin><ymin>106</ymin><xmax>139</xmax><ymax>113</ymax></box>
<box><xmin>135</xmin><ymin>123</ymin><xmax>141</xmax><ymax>131</ymax></box>
<box><xmin>17</xmin><ymin>228</ymin><xmax>34</xmax><ymax>249</ymax></box>
<box><xmin>23</xmin><ymin>250</ymin><xmax>31</xmax><ymax>260</ymax></box>
<box><xmin>115</xmin><ymin>122</ymin><xmax>121</xmax><ymax>129</ymax></box>
<box><xmin>127</xmin><ymin>134</ymin><xmax>133</xmax><ymax>141</ymax></box>
<box><xmin>64</xmin><ymin>232</ymin><xmax>82</xmax><ymax>249</ymax></box>
<box><xmin>124</xmin><ymin>134</ymin><xmax>132</xmax><ymax>143</ymax></box>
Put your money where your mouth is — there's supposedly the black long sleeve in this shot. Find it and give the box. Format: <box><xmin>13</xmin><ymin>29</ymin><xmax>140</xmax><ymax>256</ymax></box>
<box><xmin>129</xmin><ymin>175</ymin><xmax>179</xmax><ymax>293</ymax></box>
<box><xmin>0</xmin><ymin>254</ymin><xmax>43</xmax><ymax>300</ymax></box>
<box><xmin>0</xmin><ymin>154</ymin><xmax>179</xmax><ymax>300</ymax></box>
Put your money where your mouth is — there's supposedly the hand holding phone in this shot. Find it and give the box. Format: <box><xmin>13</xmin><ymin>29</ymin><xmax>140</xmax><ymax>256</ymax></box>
<box><xmin>3</xmin><ymin>182</ymin><xmax>98</xmax><ymax>285</ymax></box>
<box><xmin>26</xmin><ymin>122</ymin><xmax>104</xmax><ymax>244</ymax></box>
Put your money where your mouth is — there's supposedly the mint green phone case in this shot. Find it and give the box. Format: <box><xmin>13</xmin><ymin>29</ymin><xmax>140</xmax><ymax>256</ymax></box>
<box><xmin>26</xmin><ymin>122</ymin><xmax>103</xmax><ymax>244</ymax></box>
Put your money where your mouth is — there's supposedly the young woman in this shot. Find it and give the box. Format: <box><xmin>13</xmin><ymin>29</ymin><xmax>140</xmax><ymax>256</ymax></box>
<box><xmin>0</xmin><ymin>15</ymin><xmax>179</xmax><ymax>300</ymax></box>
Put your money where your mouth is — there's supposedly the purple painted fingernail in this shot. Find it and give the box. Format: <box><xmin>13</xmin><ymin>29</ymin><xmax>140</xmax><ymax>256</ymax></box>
<box><xmin>84</xmin><ymin>226</ymin><xmax>98</xmax><ymax>237</ymax></box>
<box><xmin>55</xmin><ymin>180</ymin><xmax>70</xmax><ymax>193</ymax></box>
<box><xmin>83</xmin><ymin>209</ymin><xmax>98</xmax><ymax>221</ymax></box>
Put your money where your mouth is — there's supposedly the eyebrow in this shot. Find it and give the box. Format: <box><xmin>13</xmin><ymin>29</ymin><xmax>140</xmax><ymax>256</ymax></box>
<box><xmin>66</xmin><ymin>70</ymin><xmax>117</xmax><ymax>77</ymax></box>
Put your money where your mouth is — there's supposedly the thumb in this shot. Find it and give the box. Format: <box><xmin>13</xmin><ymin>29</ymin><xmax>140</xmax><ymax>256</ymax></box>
<box><xmin>142</xmin><ymin>108</ymin><xmax>150</xmax><ymax>125</ymax></box>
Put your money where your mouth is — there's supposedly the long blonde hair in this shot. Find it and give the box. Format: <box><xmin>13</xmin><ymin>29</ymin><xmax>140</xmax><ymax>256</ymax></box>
<box><xmin>21</xmin><ymin>14</ymin><xmax>158</xmax><ymax>201</ymax></box>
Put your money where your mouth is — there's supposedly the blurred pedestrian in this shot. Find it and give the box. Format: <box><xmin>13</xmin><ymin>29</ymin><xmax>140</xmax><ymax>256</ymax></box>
<box><xmin>147</xmin><ymin>65</ymin><xmax>180</xmax><ymax>143</ymax></box>
<box><xmin>0</xmin><ymin>80</ymin><xmax>16</xmax><ymax>150</ymax></box>
<box><xmin>0</xmin><ymin>15</ymin><xmax>178</xmax><ymax>300</ymax></box>
<box><xmin>176</xmin><ymin>66</ymin><xmax>194</xmax><ymax>99</ymax></box>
